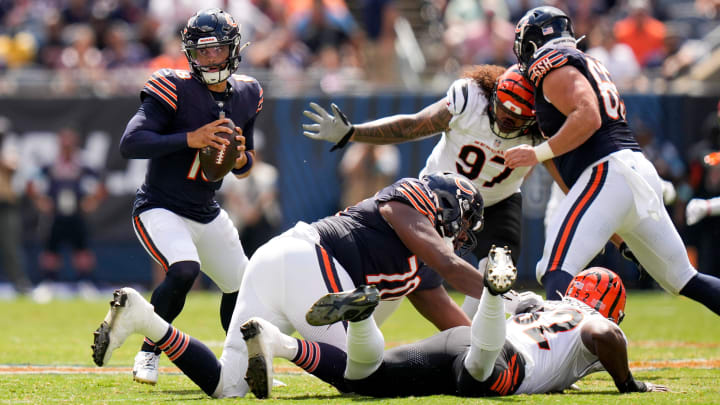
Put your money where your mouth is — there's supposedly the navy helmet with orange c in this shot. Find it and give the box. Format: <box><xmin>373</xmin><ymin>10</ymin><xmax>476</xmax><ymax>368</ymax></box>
<box><xmin>181</xmin><ymin>8</ymin><xmax>247</xmax><ymax>85</ymax></box>
<box><xmin>565</xmin><ymin>267</ymin><xmax>626</xmax><ymax>324</ymax></box>
<box><xmin>421</xmin><ymin>172</ymin><xmax>484</xmax><ymax>255</ymax></box>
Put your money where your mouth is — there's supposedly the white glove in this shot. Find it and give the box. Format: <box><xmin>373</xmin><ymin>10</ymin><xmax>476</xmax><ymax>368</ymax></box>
<box><xmin>661</xmin><ymin>179</ymin><xmax>676</xmax><ymax>205</ymax></box>
<box><xmin>686</xmin><ymin>198</ymin><xmax>708</xmax><ymax>226</ymax></box>
<box><xmin>503</xmin><ymin>290</ymin><xmax>544</xmax><ymax>315</ymax></box>
<box><xmin>302</xmin><ymin>102</ymin><xmax>354</xmax><ymax>146</ymax></box>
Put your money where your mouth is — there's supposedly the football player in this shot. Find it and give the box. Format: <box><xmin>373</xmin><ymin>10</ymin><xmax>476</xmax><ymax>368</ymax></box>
<box><xmin>92</xmin><ymin>172</ymin><xmax>489</xmax><ymax>398</ymax></box>
<box><xmin>504</xmin><ymin>6</ymin><xmax>720</xmax><ymax>313</ymax></box>
<box><xmin>302</xmin><ymin>64</ymin><xmax>540</xmax><ymax>317</ymax></box>
<box><xmin>243</xmin><ymin>266</ymin><xmax>668</xmax><ymax>398</ymax></box>
<box><xmin>118</xmin><ymin>8</ymin><xmax>262</xmax><ymax>385</ymax></box>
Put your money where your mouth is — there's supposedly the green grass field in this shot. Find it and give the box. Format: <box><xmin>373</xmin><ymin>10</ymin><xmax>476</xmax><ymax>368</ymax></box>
<box><xmin>2</xmin><ymin>290</ymin><xmax>719</xmax><ymax>404</ymax></box>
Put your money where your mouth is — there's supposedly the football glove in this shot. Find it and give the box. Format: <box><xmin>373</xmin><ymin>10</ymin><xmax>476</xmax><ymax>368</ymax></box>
<box><xmin>302</xmin><ymin>102</ymin><xmax>355</xmax><ymax>151</ymax></box>
<box><xmin>686</xmin><ymin>198</ymin><xmax>708</xmax><ymax>226</ymax></box>
<box><xmin>503</xmin><ymin>290</ymin><xmax>544</xmax><ymax>315</ymax></box>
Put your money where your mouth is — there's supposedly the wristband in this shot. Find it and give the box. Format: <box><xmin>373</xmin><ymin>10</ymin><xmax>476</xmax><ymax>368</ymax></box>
<box><xmin>231</xmin><ymin>151</ymin><xmax>254</xmax><ymax>175</ymax></box>
<box><xmin>533</xmin><ymin>141</ymin><xmax>555</xmax><ymax>162</ymax></box>
<box><xmin>615</xmin><ymin>372</ymin><xmax>648</xmax><ymax>393</ymax></box>
<box><xmin>329</xmin><ymin>126</ymin><xmax>355</xmax><ymax>152</ymax></box>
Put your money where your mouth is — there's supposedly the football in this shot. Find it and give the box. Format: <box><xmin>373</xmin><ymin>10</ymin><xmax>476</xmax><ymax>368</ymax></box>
<box><xmin>199</xmin><ymin>119</ymin><xmax>239</xmax><ymax>182</ymax></box>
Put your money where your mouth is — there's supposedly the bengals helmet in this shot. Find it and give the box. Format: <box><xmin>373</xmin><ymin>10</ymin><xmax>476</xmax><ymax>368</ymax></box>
<box><xmin>421</xmin><ymin>172</ymin><xmax>484</xmax><ymax>255</ymax></box>
<box><xmin>489</xmin><ymin>64</ymin><xmax>535</xmax><ymax>139</ymax></box>
<box><xmin>513</xmin><ymin>6</ymin><xmax>575</xmax><ymax>73</ymax></box>
<box><xmin>181</xmin><ymin>8</ymin><xmax>245</xmax><ymax>85</ymax></box>
<box><xmin>565</xmin><ymin>267</ymin><xmax>626</xmax><ymax>324</ymax></box>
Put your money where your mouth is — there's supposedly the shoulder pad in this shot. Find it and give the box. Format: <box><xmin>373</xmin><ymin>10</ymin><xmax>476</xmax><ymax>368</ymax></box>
<box><xmin>446</xmin><ymin>78</ymin><xmax>487</xmax><ymax>117</ymax></box>
<box><xmin>527</xmin><ymin>47</ymin><xmax>571</xmax><ymax>87</ymax></box>
<box><xmin>141</xmin><ymin>69</ymin><xmax>190</xmax><ymax>111</ymax></box>
<box><xmin>392</xmin><ymin>179</ymin><xmax>437</xmax><ymax>227</ymax></box>
<box><xmin>230</xmin><ymin>74</ymin><xmax>264</xmax><ymax>114</ymax></box>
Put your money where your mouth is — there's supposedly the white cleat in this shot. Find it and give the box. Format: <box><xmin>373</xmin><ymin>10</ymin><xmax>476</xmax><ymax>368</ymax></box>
<box><xmin>484</xmin><ymin>245</ymin><xmax>518</xmax><ymax>296</ymax></box>
<box><xmin>91</xmin><ymin>288</ymin><xmax>155</xmax><ymax>367</ymax></box>
<box><xmin>133</xmin><ymin>351</ymin><xmax>160</xmax><ymax>385</ymax></box>
<box><xmin>241</xmin><ymin>317</ymin><xmax>277</xmax><ymax>399</ymax></box>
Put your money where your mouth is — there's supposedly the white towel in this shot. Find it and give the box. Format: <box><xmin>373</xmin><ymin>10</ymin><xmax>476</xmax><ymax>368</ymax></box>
<box><xmin>609</xmin><ymin>150</ymin><xmax>662</xmax><ymax>221</ymax></box>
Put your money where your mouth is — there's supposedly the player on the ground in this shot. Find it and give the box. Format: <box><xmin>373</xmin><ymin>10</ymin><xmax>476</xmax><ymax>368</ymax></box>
<box><xmin>504</xmin><ymin>6</ymin><xmax>720</xmax><ymax>312</ymax></box>
<box><xmin>92</xmin><ymin>171</ymin><xmax>488</xmax><ymax>398</ymax></box>
<box><xmin>118</xmin><ymin>7</ymin><xmax>262</xmax><ymax>385</ymax></box>
<box><xmin>243</xmin><ymin>264</ymin><xmax>667</xmax><ymax>398</ymax></box>
<box><xmin>302</xmin><ymin>65</ymin><xmax>539</xmax><ymax>316</ymax></box>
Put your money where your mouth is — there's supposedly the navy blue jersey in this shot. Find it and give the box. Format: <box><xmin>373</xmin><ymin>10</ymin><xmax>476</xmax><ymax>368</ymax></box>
<box><xmin>312</xmin><ymin>178</ymin><xmax>444</xmax><ymax>299</ymax></box>
<box><xmin>39</xmin><ymin>159</ymin><xmax>101</xmax><ymax>219</ymax></box>
<box><xmin>526</xmin><ymin>46</ymin><xmax>641</xmax><ymax>187</ymax></box>
<box><xmin>120</xmin><ymin>69</ymin><xmax>264</xmax><ymax>223</ymax></box>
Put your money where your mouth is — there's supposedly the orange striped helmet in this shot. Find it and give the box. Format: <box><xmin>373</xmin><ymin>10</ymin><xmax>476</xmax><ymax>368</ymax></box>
<box><xmin>565</xmin><ymin>267</ymin><xmax>626</xmax><ymax>324</ymax></box>
<box><xmin>489</xmin><ymin>64</ymin><xmax>536</xmax><ymax>139</ymax></box>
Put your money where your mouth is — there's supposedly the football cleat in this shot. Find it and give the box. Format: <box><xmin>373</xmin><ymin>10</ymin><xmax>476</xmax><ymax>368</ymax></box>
<box><xmin>241</xmin><ymin>318</ymin><xmax>277</xmax><ymax>399</ymax></box>
<box><xmin>91</xmin><ymin>288</ymin><xmax>154</xmax><ymax>367</ymax></box>
<box><xmin>484</xmin><ymin>245</ymin><xmax>517</xmax><ymax>295</ymax></box>
<box><xmin>305</xmin><ymin>285</ymin><xmax>380</xmax><ymax>326</ymax></box>
<box><xmin>133</xmin><ymin>351</ymin><xmax>160</xmax><ymax>385</ymax></box>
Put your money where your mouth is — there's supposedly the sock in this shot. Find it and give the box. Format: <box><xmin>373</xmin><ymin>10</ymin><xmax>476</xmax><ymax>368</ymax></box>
<box><xmin>461</xmin><ymin>258</ymin><xmax>488</xmax><ymax>318</ymax></box>
<box><xmin>345</xmin><ymin>317</ymin><xmax>384</xmax><ymax>380</ymax></box>
<box><xmin>155</xmin><ymin>325</ymin><xmax>221</xmax><ymax>396</ymax></box>
<box><xmin>464</xmin><ymin>287</ymin><xmax>506</xmax><ymax>381</ymax></box>
<box><xmin>142</xmin><ymin>261</ymin><xmax>199</xmax><ymax>354</ymax></box>
<box><xmin>541</xmin><ymin>270</ymin><xmax>574</xmax><ymax>300</ymax></box>
<box><xmin>291</xmin><ymin>338</ymin><xmax>349</xmax><ymax>392</ymax></box>
<box><xmin>680</xmin><ymin>273</ymin><xmax>720</xmax><ymax>315</ymax></box>
<box><xmin>220</xmin><ymin>291</ymin><xmax>238</xmax><ymax>333</ymax></box>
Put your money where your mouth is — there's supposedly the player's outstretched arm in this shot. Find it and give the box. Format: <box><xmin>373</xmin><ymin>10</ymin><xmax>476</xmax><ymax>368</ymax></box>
<box><xmin>407</xmin><ymin>286</ymin><xmax>471</xmax><ymax>330</ymax></box>
<box><xmin>302</xmin><ymin>100</ymin><xmax>450</xmax><ymax>147</ymax></box>
<box><xmin>580</xmin><ymin>320</ymin><xmax>668</xmax><ymax>393</ymax></box>
<box><xmin>379</xmin><ymin>201</ymin><xmax>485</xmax><ymax>299</ymax></box>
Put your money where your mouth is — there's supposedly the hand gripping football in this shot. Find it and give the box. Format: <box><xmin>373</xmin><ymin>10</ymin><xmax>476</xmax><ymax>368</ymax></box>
<box><xmin>200</xmin><ymin>119</ymin><xmax>239</xmax><ymax>182</ymax></box>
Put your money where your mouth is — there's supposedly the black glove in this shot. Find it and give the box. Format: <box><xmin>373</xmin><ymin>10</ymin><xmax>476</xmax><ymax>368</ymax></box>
<box><xmin>619</xmin><ymin>242</ymin><xmax>648</xmax><ymax>280</ymax></box>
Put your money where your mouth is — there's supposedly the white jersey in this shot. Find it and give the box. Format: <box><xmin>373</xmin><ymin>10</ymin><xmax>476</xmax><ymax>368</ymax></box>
<box><xmin>506</xmin><ymin>299</ymin><xmax>621</xmax><ymax>394</ymax></box>
<box><xmin>419</xmin><ymin>79</ymin><xmax>536</xmax><ymax>207</ymax></box>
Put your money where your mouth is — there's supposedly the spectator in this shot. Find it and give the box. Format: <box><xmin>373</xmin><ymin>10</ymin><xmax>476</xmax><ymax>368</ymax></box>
<box><xmin>27</xmin><ymin>127</ymin><xmax>107</xmax><ymax>303</ymax></box>
<box><xmin>339</xmin><ymin>143</ymin><xmax>400</xmax><ymax>209</ymax></box>
<box><xmin>0</xmin><ymin>117</ymin><xmax>31</xmax><ymax>296</ymax></box>
<box><xmin>147</xmin><ymin>36</ymin><xmax>187</xmax><ymax>71</ymax></box>
<box><xmin>586</xmin><ymin>18</ymin><xmax>640</xmax><ymax>90</ymax></box>
<box><xmin>614</xmin><ymin>0</ymin><xmax>666</xmax><ymax>67</ymax></box>
<box><xmin>360</xmin><ymin>0</ymin><xmax>400</xmax><ymax>84</ymax></box>
<box><xmin>102</xmin><ymin>21</ymin><xmax>149</xmax><ymax>69</ymax></box>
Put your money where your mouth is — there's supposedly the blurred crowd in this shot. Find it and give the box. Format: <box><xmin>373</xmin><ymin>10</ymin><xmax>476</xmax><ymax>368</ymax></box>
<box><xmin>0</xmin><ymin>0</ymin><xmax>719</xmax><ymax>96</ymax></box>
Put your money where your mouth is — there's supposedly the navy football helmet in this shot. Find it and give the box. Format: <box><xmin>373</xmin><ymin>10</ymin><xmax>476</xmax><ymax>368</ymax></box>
<box><xmin>513</xmin><ymin>6</ymin><xmax>574</xmax><ymax>72</ymax></box>
<box><xmin>421</xmin><ymin>172</ymin><xmax>484</xmax><ymax>255</ymax></box>
<box><xmin>181</xmin><ymin>8</ymin><xmax>245</xmax><ymax>85</ymax></box>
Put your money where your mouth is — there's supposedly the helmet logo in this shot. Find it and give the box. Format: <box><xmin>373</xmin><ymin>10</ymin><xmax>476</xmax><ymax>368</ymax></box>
<box><xmin>224</xmin><ymin>14</ymin><xmax>238</xmax><ymax>27</ymax></box>
<box><xmin>516</xmin><ymin>16</ymin><xmax>529</xmax><ymax>34</ymax></box>
<box><xmin>198</xmin><ymin>37</ymin><xmax>218</xmax><ymax>44</ymax></box>
<box><xmin>454</xmin><ymin>178</ymin><xmax>475</xmax><ymax>196</ymax></box>
<box><xmin>503</xmin><ymin>100</ymin><xmax>522</xmax><ymax>115</ymax></box>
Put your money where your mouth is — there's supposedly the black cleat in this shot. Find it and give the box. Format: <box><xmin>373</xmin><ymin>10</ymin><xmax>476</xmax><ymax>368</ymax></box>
<box><xmin>484</xmin><ymin>245</ymin><xmax>517</xmax><ymax>296</ymax></box>
<box><xmin>241</xmin><ymin>318</ymin><xmax>273</xmax><ymax>399</ymax></box>
<box><xmin>305</xmin><ymin>285</ymin><xmax>380</xmax><ymax>326</ymax></box>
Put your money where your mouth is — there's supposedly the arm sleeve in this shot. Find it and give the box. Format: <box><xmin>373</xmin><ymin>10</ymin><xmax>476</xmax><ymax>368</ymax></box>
<box><xmin>119</xmin><ymin>96</ymin><xmax>188</xmax><ymax>159</ymax></box>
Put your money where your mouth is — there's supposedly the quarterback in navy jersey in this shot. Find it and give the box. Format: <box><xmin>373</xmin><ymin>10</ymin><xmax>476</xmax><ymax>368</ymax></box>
<box><xmin>118</xmin><ymin>8</ymin><xmax>262</xmax><ymax>385</ymax></box>
<box><xmin>505</xmin><ymin>6</ymin><xmax>720</xmax><ymax>317</ymax></box>
<box><xmin>91</xmin><ymin>172</ymin><xmax>491</xmax><ymax>398</ymax></box>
